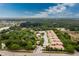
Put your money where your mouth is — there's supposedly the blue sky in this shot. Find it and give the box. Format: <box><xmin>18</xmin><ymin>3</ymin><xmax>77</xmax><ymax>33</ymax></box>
<box><xmin>0</xmin><ymin>3</ymin><xmax>79</xmax><ymax>18</ymax></box>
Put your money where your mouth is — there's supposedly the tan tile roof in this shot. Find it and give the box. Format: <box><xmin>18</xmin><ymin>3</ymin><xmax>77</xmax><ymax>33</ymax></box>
<box><xmin>47</xmin><ymin>30</ymin><xmax>64</xmax><ymax>50</ymax></box>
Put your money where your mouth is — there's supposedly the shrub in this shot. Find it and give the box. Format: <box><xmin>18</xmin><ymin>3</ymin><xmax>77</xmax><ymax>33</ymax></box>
<box><xmin>8</xmin><ymin>44</ymin><xmax>21</xmax><ymax>50</ymax></box>
<box><xmin>45</xmin><ymin>46</ymin><xmax>63</xmax><ymax>51</ymax></box>
<box><xmin>40</xmin><ymin>38</ymin><xmax>44</xmax><ymax>46</ymax></box>
<box><xmin>65</xmin><ymin>45</ymin><xmax>74</xmax><ymax>53</ymax></box>
<box><xmin>24</xmin><ymin>41</ymin><xmax>33</xmax><ymax>50</ymax></box>
<box><xmin>75</xmin><ymin>45</ymin><xmax>79</xmax><ymax>52</ymax></box>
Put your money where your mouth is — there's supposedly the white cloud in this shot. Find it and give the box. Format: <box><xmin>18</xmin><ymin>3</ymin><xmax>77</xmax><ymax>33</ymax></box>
<box><xmin>46</xmin><ymin>3</ymin><xmax>75</xmax><ymax>14</ymax></box>
<box><xmin>24</xmin><ymin>11</ymin><xmax>34</xmax><ymax>15</ymax></box>
<box><xmin>62</xmin><ymin>3</ymin><xmax>75</xmax><ymax>7</ymax></box>
<box><xmin>32</xmin><ymin>9</ymin><xmax>49</xmax><ymax>18</ymax></box>
<box><xmin>74</xmin><ymin>13</ymin><xmax>79</xmax><ymax>18</ymax></box>
<box><xmin>34</xmin><ymin>12</ymin><xmax>48</xmax><ymax>17</ymax></box>
<box><xmin>47</xmin><ymin>4</ymin><xmax>66</xmax><ymax>14</ymax></box>
<box><xmin>31</xmin><ymin>3</ymin><xmax>76</xmax><ymax>18</ymax></box>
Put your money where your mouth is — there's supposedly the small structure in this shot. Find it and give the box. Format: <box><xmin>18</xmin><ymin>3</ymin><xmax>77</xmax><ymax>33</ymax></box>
<box><xmin>1</xmin><ymin>43</ymin><xmax>6</xmax><ymax>50</ymax></box>
<box><xmin>0</xmin><ymin>27</ymin><xmax>9</xmax><ymax>32</ymax></box>
<box><xmin>56</xmin><ymin>28</ymin><xmax>66</xmax><ymax>32</ymax></box>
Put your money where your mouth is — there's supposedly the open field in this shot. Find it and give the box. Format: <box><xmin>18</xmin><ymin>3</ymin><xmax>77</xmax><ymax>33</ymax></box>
<box><xmin>67</xmin><ymin>31</ymin><xmax>79</xmax><ymax>42</ymax></box>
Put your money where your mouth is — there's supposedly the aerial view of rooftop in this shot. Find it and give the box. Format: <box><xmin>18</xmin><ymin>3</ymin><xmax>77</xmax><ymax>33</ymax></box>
<box><xmin>0</xmin><ymin>3</ymin><xmax>79</xmax><ymax>56</ymax></box>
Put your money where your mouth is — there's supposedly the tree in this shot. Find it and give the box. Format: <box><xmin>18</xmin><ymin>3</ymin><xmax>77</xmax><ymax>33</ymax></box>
<box><xmin>75</xmin><ymin>45</ymin><xmax>79</xmax><ymax>52</ymax></box>
<box><xmin>24</xmin><ymin>41</ymin><xmax>33</xmax><ymax>50</ymax></box>
<box><xmin>0</xmin><ymin>26</ymin><xmax>37</xmax><ymax>50</ymax></box>
<box><xmin>65</xmin><ymin>45</ymin><xmax>74</xmax><ymax>53</ymax></box>
<box><xmin>8</xmin><ymin>44</ymin><xmax>21</xmax><ymax>50</ymax></box>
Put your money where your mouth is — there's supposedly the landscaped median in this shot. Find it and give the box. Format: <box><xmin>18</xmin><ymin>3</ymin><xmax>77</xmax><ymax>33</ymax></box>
<box><xmin>36</xmin><ymin>31</ymin><xmax>44</xmax><ymax>46</ymax></box>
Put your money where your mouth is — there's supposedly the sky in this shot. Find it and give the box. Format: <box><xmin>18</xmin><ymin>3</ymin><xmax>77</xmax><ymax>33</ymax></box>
<box><xmin>0</xmin><ymin>3</ymin><xmax>79</xmax><ymax>18</ymax></box>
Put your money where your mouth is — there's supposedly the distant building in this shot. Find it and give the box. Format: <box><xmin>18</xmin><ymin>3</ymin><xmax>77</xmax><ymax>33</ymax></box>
<box><xmin>56</xmin><ymin>28</ymin><xmax>66</xmax><ymax>32</ymax></box>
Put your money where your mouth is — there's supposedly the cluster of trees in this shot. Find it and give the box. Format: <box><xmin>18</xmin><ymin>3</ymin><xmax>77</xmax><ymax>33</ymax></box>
<box><xmin>1</xmin><ymin>18</ymin><xmax>79</xmax><ymax>31</ymax></box>
<box><xmin>20</xmin><ymin>22</ymin><xmax>53</xmax><ymax>31</ymax></box>
<box><xmin>74</xmin><ymin>41</ymin><xmax>79</xmax><ymax>52</ymax></box>
<box><xmin>20</xmin><ymin>19</ymin><xmax>79</xmax><ymax>31</ymax></box>
<box><xmin>53</xmin><ymin>29</ymin><xmax>77</xmax><ymax>53</ymax></box>
<box><xmin>0</xmin><ymin>26</ymin><xmax>37</xmax><ymax>50</ymax></box>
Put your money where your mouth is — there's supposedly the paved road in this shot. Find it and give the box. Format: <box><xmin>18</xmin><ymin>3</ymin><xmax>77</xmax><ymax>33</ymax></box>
<box><xmin>39</xmin><ymin>31</ymin><xmax>48</xmax><ymax>47</ymax></box>
<box><xmin>0</xmin><ymin>50</ymin><xmax>78</xmax><ymax>56</ymax></box>
<box><xmin>33</xmin><ymin>31</ymin><xmax>48</xmax><ymax>55</ymax></box>
<box><xmin>33</xmin><ymin>46</ymin><xmax>43</xmax><ymax>54</ymax></box>
<box><xmin>73</xmin><ymin>51</ymin><xmax>79</xmax><ymax>56</ymax></box>
<box><xmin>43</xmin><ymin>31</ymin><xmax>48</xmax><ymax>47</ymax></box>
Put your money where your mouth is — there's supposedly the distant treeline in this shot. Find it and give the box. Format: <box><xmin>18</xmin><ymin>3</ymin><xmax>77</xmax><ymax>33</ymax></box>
<box><xmin>0</xmin><ymin>18</ymin><xmax>79</xmax><ymax>31</ymax></box>
<box><xmin>19</xmin><ymin>18</ymin><xmax>79</xmax><ymax>31</ymax></box>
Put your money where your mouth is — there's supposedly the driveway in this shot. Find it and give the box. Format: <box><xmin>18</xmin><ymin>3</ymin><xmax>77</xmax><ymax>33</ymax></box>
<box><xmin>33</xmin><ymin>46</ymin><xmax>43</xmax><ymax>54</ymax></box>
<box><xmin>43</xmin><ymin>31</ymin><xmax>48</xmax><ymax>47</ymax></box>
